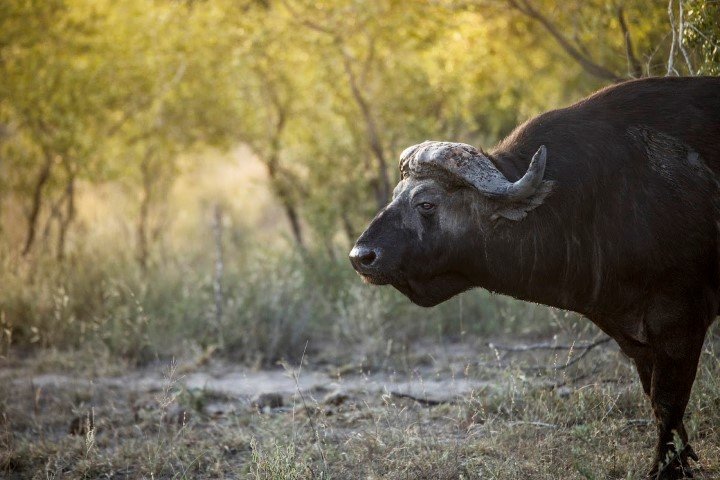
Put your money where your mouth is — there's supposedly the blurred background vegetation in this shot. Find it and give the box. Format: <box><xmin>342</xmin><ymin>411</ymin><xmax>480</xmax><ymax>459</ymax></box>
<box><xmin>1</xmin><ymin>0</ymin><xmax>718</xmax><ymax>367</ymax></box>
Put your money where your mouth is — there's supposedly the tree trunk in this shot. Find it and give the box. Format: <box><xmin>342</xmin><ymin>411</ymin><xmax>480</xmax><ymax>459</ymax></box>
<box><xmin>341</xmin><ymin>210</ymin><xmax>356</xmax><ymax>244</ymax></box>
<box><xmin>137</xmin><ymin>155</ymin><xmax>152</xmax><ymax>272</ymax></box>
<box><xmin>263</xmin><ymin>138</ymin><xmax>306</xmax><ymax>251</ymax></box>
<box><xmin>617</xmin><ymin>6</ymin><xmax>643</xmax><ymax>78</ymax></box>
<box><xmin>212</xmin><ymin>203</ymin><xmax>225</xmax><ymax>348</ymax></box>
<box><xmin>339</xmin><ymin>45</ymin><xmax>391</xmax><ymax>209</ymax></box>
<box><xmin>22</xmin><ymin>154</ymin><xmax>53</xmax><ymax>256</ymax></box>
<box><xmin>56</xmin><ymin>169</ymin><xmax>76</xmax><ymax>261</ymax></box>
<box><xmin>275</xmin><ymin>181</ymin><xmax>305</xmax><ymax>250</ymax></box>
<box><xmin>323</xmin><ymin>237</ymin><xmax>337</xmax><ymax>262</ymax></box>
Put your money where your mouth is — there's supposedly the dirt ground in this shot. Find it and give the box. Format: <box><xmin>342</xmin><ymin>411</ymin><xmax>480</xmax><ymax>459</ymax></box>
<box><xmin>1</xmin><ymin>333</ymin><xmax>719</xmax><ymax>479</ymax></box>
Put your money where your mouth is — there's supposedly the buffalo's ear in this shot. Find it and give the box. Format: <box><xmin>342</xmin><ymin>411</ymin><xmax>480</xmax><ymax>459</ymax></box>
<box><xmin>491</xmin><ymin>146</ymin><xmax>555</xmax><ymax>221</ymax></box>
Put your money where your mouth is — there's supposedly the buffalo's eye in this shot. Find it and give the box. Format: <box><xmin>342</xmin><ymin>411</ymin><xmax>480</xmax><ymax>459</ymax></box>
<box><xmin>417</xmin><ymin>202</ymin><xmax>436</xmax><ymax>213</ymax></box>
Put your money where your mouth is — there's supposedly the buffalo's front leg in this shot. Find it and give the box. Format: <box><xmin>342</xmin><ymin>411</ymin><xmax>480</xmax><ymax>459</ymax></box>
<box><xmin>619</xmin><ymin>344</ymin><xmax>689</xmax><ymax>478</ymax></box>
<box><xmin>645</xmin><ymin>324</ymin><xmax>705</xmax><ymax>479</ymax></box>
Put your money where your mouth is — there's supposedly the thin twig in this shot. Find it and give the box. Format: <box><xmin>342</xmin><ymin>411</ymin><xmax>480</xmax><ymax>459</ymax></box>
<box><xmin>488</xmin><ymin>337</ymin><xmax>610</xmax><ymax>352</ymax></box>
<box><xmin>667</xmin><ymin>0</ymin><xmax>679</xmax><ymax>75</ymax></box>
<box><xmin>507</xmin><ymin>420</ymin><xmax>558</xmax><ymax>428</ymax></box>
<box><xmin>530</xmin><ymin>337</ymin><xmax>612</xmax><ymax>371</ymax></box>
<box><xmin>291</xmin><ymin>341</ymin><xmax>327</xmax><ymax>470</ymax></box>
<box><xmin>688</xmin><ymin>24</ymin><xmax>720</xmax><ymax>51</ymax></box>
<box><xmin>507</xmin><ymin>0</ymin><xmax>621</xmax><ymax>81</ymax></box>
<box><xmin>621</xmin><ymin>418</ymin><xmax>653</xmax><ymax>432</ymax></box>
<box><xmin>677</xmin><ymin>0</ymin><xmax>695</xmax><ymax>75</ymax></box>
<box><xmin>389</xmin><ymin>391</ymin><xmax>452</xmax><ymax>406</ymax></box>
<box><xmin>482</xmin><ymin>337</ymin><xmax>612</xmax><ymax>372</ymax></box>
<box><xmin>645</xmin><ymin>31</ymin><xmax>672</xmax><ymax>76</ymax></box>
<box><xmin>617</xmin><ymin>6</ymin><xmax>643</xmax><ymax>78</ymax></box>
<box><xmin>212</xmin><ymin>204</ymin><xmax>224</xmax><ymax>349</ymax></box>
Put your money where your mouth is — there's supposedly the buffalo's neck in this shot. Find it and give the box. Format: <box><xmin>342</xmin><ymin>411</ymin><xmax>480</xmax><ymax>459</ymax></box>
<box><xmin>470</xmin><ymin>155</ymin><xmax>603</xmax><ymax>316</ymax></box>
<box><xmin>469</xmin><ymin>222</ymin><xmax>586</xmax><ymax>315</ymax></box>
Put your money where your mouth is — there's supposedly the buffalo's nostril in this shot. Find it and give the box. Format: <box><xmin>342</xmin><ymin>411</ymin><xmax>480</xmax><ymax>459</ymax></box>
<box><xmin>359</xmin><ymin>250</ymin><xmax>376</xmax><ymax>266</ymax></box>
<box><xmin>349</xmin><ymin>246</ymin><xmax>380</xmax><ymax>270</ymax></box>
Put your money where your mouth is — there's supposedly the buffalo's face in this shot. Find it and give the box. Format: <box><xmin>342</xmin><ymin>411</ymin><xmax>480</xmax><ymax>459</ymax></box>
<box><xmin>350</xmin><ymin>141</ymin><xmax>553</xmax><ymax>308</ymax></box>
<box><xmin>350</xmin><ymin>177</ymin><xmax>479</xmax><ymax>307</ymax></box>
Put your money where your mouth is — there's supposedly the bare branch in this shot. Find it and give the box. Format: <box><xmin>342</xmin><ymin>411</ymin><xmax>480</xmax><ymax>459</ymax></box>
<box><xmin>288</xmin><ymin>343</ymin><xmax>328</xmax><ymax>470</ymax></box>
<box><xmin>507</xmin><ymin>421</ymin><xmax>558</xmax><ymax>428</ymax></box>
<box><xmin>433</xmin><ymin>0</ymin><xmax>499</xmax><ymax>11</ymax></box>
<box><xmin>488</xmin><ymin>337</ymin><xmax>611</xmax><ymax>352</ymax></box>
<box><xmin>99</xmin><ymin>60</ymin><xmax>187</xmax><ymax>142</ymax></box>
<box><xmin>677</xmin><ymin>0</ymin><xmax>695</xmax><ymax>75</ymax></box>
<box><xmin>667</xmin><ymin>0</ymin><xmax>679</xmax><ymax>75</ymax></box>
<box><xmin>360</xmin><ymin>31</ymin><xmax>377</xmax><ymax>87</ymax></box>
<box><xmin>644</xmin><ymin>31</ymin><xmax>671</xmax><ymax>76</ymax></box>
<box><xmin>280</xmin><ymin>0</ymin><xmax>338</xmax><ymax>37</ymax></box>
<box><xmin>687</xmin><ymin>24</ymin><xmax>720</xmax><ymax>51</ymax></box>
<box><xmin>506</xmin><ymin>0</ymin><xmax>531</xmax><ymax>16</ymax></box>
<box><xmin>212</xmin><ymin>204</ymin><xmax>225</xmax><ymax>349</ymax></box>
<box><xmin>338</xmin><ymin>44</ymin><xmax>391</xmax><ymax>207</ymax></box>
<box><xmin>55</xmin><ymin>162</ymin><xmax>76</xmax><ymax>260</ymax></box>
<box><xmin>617</xmin><ymin>6</ymin><xmax>643</xmax><ymax>78</ymax></box>
<box><xmin>389</xmin><ymin>391</ymin><xmax>451</xmax><ymax>406</ymax></box>
<box><xmin>21</xmin><ymin>152</ymin><xmax>53</xmax><ymax>256</ymax></box>
<box><xmin>528</xmin><ymin>337</ymin><xmax>612</xmax><ymax>371</ymax></box>
<box><xmin>483</xmin><ymin>337</ymin><xmax>613</xmax><ymax>371</ymax></box>
<box><xmin>507</xmin><ymin>0</ymin><xmax>621</xmax><ymax>81</ymax></box>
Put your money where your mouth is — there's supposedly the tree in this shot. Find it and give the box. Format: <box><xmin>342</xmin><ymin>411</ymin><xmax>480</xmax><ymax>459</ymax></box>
<box><xmin>498</xmin><ymin>0</ymin><xmax>677</xmax><ymax>79</ymax></box>
<box><xmin>684</xmin><ymin>0</ymin><xmax>720</xmax><ymax>74</ymax></box>
<box><xmin>0</xmin><ymin>0</ymin><xmax>245</xmax><ymax>263</ymax></box>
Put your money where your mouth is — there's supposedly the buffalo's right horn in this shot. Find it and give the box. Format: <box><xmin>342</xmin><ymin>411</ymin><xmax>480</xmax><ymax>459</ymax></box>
<box><xmin>399</xmin><ymin>141</ymin><xmax>548</xmax><ymax>201</ymax></box>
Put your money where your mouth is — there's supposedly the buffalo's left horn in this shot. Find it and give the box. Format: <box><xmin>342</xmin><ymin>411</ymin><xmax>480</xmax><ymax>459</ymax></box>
<box><xmin>501</xmin><ymin>145</ymin><xmax>547</xmax><ymax>200</ymax></box>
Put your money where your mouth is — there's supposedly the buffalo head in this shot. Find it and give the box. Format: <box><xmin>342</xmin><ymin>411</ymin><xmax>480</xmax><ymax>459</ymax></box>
<box><xmin>349</xmin><ymin>140</ymin><xmax>553</xmax><ymax>307</ymax></box>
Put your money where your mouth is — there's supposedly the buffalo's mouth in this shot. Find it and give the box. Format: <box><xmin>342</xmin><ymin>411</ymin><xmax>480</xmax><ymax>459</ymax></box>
<box><xmin>357</xmin><ymin>270</ymin><xmax>407</xmax><ymax>287</ymax></box>
<box><xmin>358</xmin><ymin>273</ymin><xmax>391</xmax><ymax>285</ymax></box>
<box><xmin>381</xmin><ymin>271</ymin><xmax>473</xmax><ymax>308</ymax></box>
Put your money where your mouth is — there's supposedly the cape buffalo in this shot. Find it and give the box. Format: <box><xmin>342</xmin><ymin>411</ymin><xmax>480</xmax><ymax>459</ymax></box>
<box><xmin>350</xmin><ymin>76</ymin><xmax>720</xmax><ymax>479</ymax></box>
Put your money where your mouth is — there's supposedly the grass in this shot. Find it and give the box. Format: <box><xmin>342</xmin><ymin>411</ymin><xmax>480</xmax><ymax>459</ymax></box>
<box><xmin>1</xmin><ymin>324</ymin><xmax>718</xmax><ymax>479</ymax></box>
<box><xmin>0</xmin><ymin>245</ymin><xmax>563</xmax><ymax>367</ymax></box>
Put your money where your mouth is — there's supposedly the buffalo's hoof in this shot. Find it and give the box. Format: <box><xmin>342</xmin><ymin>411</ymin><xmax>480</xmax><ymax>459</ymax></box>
<box><xmin>648</xmin><ymin>445</ymin><xmax>698</xmax><ymax>479</ymax></box>
<box><xmin>684</xmin><ymin>445</ymin><xmax>699</xmax><ymax>463</ymax></box>
<box><xmin>647</xmin><ymin>467</ymin><xmax>693</xmax><ymax>480</ymax></box>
